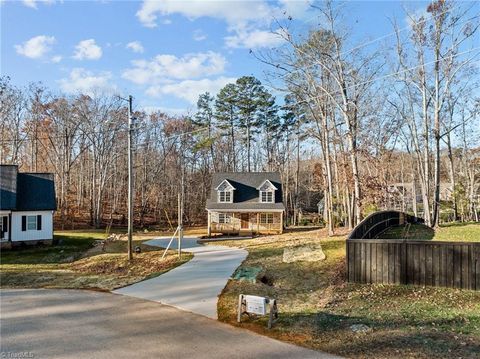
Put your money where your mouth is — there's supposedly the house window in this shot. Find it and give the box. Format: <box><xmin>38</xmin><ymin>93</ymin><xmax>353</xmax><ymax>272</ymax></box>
<box><xmin>27</xmin><ymin>215</ymin><xmax>37</xmax><ymax>230</ymax></box>
<box><xmin>218</xmin><ymin>191</ymin><xmax>232</xmax><ymax>203</ymax></box>
<box><xmin>218</xmin><ymin>213</ymin><xmax>230</xmax><ymax>224</ymax></box>
<box><xmin>260</xmin><ymin>191</ymin><xmax>274</xmax><ymax>203</ymax></box>
<box><xmin>260</xmin><ymin>213</ymin><xmax>274</xmax><ymax>224</ymax></box>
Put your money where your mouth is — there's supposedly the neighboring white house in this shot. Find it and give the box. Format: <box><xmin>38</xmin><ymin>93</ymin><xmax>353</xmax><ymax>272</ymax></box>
<box><xmin>0</xmin><ymin>165</ymin><xmax>56</xmax><ymax>247</ymax></box>
<box><xmin>206</xmin><ymin>172</ymin><xmax>285</xmax><ymax>236</ymax></box>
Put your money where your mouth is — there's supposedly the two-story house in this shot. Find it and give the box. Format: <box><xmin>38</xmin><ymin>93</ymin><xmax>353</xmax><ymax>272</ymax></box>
<box><xmin>206</xmin><ymin>172</ymin><xmax>285</xmax><ymax>236</ymax></box>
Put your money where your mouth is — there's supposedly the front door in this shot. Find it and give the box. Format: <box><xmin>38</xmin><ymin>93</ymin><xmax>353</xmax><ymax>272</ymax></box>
<box><xmin>0</xmin><ymin>215</ymin><xmax>8</xmax><ymax>240</ymax></box>
<box><xmin>240</xmin><ymin>214</ymin><xmax>249</xmax><ymax>229</ymax></box>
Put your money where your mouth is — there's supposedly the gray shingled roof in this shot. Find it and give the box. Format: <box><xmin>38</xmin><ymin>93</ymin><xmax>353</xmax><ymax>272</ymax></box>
<box><xmin>206</xmin><ymin>172</ymin><xmax>285</xmax><ymax>211</ymax></box>
<box><xmin>0</xmin><ymin>165</ymin><xmax>56</xmax><ymax>211</ymax></box>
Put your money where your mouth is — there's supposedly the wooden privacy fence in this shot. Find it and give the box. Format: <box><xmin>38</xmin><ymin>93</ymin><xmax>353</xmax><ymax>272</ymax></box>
<box><xmin>346</xmin><ymin>211</ymin><xmax>480</xmax><ymax>290</ymax></box>
<box><xmin>347</xmin><ymin>239</ymin><xmax>480</xmax><ymax>290</ymax></box>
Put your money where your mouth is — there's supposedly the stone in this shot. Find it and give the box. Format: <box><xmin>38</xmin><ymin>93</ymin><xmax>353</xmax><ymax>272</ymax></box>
<box><xmin>107</xmin><ymin>233</ymin><xmax>122</xmax><ymax>241</ymax></box>
<box><xmin>282</xmin><ymin>243</ymin><xmax>326</xmax><ymax>263</ymax></box>
<box><xmin>350</xmin><ymin>324</ymin><xmax>372</xmax><ymax>333</ymax></box>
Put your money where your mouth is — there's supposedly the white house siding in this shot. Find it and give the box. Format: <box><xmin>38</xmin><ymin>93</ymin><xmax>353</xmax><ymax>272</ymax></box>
<box><xmin>11</xmin><ymin>210</ymin><xmax>54</xmax><ymax>241</ymax></box>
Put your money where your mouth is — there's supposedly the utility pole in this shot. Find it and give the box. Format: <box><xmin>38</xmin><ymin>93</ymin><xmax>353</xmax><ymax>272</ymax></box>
<box><xmin>127</xmin><ymin>95</ymin><xmax>134</xmax><ymax>260</ymax></box>
<box><xmin>178</xmin><ymin>138</ymin><xmax>185</xmax><ymax>259</ymax></box>
<box><xmin>177</xmin><ymin>193</ymin><xmax>182</xmax><ymax>259</ymax></box>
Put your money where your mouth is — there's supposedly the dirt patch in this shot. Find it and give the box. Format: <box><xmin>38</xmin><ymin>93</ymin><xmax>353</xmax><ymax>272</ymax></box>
<box><xmin>72</xmin><ymin>251</ymin><xmax>181</xmax><ymax>277</ymax></box>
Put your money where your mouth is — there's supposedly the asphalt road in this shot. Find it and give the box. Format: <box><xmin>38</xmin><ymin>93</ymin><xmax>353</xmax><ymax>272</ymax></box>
<box><xmin>0</xmin><ymin>289</ymin><xmax>340</xmax><ymax>359</ymax></box>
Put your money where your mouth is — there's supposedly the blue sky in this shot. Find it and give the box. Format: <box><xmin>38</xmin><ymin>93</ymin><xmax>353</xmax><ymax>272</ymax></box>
<box><xmin>2</xmin><ymin>0</ymin><xmax>475</xmax><ymax>115</ymax></box>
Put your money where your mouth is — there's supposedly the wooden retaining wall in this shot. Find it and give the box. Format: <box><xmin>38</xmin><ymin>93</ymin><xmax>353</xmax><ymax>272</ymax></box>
<box><xmin>347</xmin><ymin>239</ymin><xmax>480</xmax><ymax>290</ymax></box>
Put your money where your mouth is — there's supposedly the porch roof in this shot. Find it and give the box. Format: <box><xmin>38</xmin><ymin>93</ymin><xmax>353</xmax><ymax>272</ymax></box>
<box><xmin>206</xmin><ymin>203</ymin><xmax>285</xmax><ymax>212</ymax></box>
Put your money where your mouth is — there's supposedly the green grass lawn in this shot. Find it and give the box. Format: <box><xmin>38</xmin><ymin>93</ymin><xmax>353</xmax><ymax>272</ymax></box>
<box><xmin>214</xmin><ymin>226</ymin><xmax>480</xmax><ymax>359</ymax></box>
<box><xmin>1</xmin><ymin>232</ymin><xmax>101</xmax><ymax>265</ymax></box>
<box><xmin>434</xmin><ymin>222</ymin><xmax>480</xmax><ymax>242</ymax></box>
<box><xmin>0</xmin><ymin>231</ymin><xmax>191</xmax><ymax>290</ymax></box>
<box><xmin>380</xmin><ymin>222</ymin><xmax>480</xmax><ymax>242</ymax></box>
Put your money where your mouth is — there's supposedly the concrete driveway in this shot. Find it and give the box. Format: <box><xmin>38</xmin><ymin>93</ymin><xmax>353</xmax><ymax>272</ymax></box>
<box><xmin>0</xmin><ymin>289</ymin><xmax>339</xmax><ymax>359</ymax></box>
<box><xmin>114</xmin><ymin>237</ymin><xmax>247</xmax><ymax>319</ymax></box>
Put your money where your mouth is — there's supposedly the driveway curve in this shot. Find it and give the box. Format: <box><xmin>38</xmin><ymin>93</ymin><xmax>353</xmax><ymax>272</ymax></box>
<box><xmin>114</xmin><ymin>237</ymin><xmax>247</xmax><ymax>319</ymax></box>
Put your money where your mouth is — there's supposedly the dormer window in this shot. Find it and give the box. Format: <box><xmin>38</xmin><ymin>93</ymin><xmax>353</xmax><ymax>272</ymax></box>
<box><xmin>219</xmin><ymin>191</ymin><xmax>231</xmax><ymax>203</ymax></box>
<box><xmin>215</xmin><ymin>179</ymin><xmax>235</xmax><ymax>203</ymax></box>
<box><xmin>260</xmin><ymin>191</ymin><xmax>274</xmax><ymax>203</ymax></box>
<box><xmin>257</xmin><ymin>179</ymin><xmax>278</xmax><ymax>203</ymax></box>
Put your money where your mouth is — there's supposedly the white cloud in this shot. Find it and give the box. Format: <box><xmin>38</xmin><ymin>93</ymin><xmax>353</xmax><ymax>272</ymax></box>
<box><xmin>122</xmin><ymin>51</ymin><xmax>227</xmax><ymax>84</ymax></box>
<box><xmin>279</xmin><ymin>0</ymin><xmax>311</xmax><ymax>20</ymax></box>
<box><xmin>136</xmin><ymin>0</ymin><xmax>311</xmax><ymax>48</ymax></box>
<box><xmin>136</xmin><ymin>0</ymin><xmax>272</xmax><ymax>29</ymax></box>
<box><xmin>225</xmin><ymin>29</ymin><xmax>283</xmax><ymax>49</ymax></box>
<box><xmin>51</xmin><ymin>55</ymin><xmax>62</xmax><ymax>63</ymax></box>
<box><xmin>126</xmin><ymin>41</ymin><xmax>144</xmax><ymax>53</ymax></box>
<box><xmin>22</xmin><ymin>0</ymin><xmax>56</xmax><ymax>9</ymax></box>
<box><xmin>58</xmin><ymin>68</ymin><xmax>115</xmax><ymax>95</ymax></box>
<box><xmin>15</xmin><ymin>35</ymin><xmax>55</xmax><ymax>59</ymax></box>
<box><xmin>73</xmin><ymin>39</ymin><xmax>102</xmax><ymax>60</ymax></box>
<box><xmin>193</xmin><ymin>29</ymin><xmax>207</xmax><ymax>41</ymax></box>
<box><xmin>146</xmin><ymin>76</ymin><xmax>237</xmax><ymax>104</ymax></box>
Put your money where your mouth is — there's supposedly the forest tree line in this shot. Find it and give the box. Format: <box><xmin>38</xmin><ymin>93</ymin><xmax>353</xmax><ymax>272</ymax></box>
<box><xmin>1</xmin><ymin>0</ymin><xmax>479</xmax><ymax>233</ymax></box>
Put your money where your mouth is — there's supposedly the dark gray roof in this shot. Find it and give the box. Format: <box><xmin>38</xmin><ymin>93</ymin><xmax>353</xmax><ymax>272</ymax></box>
<box><xmin>0</xmin><ymin>165</ymin><xmax>18</xmax><ymax>210</ymax></box>
<box><xmin>0</xmin><ymin>165</ymin><xmax>56</xmax><ymax>211</ymax></box>
<box><xmin>17</xmin><ymin>173</ymin><xmax>56</xmax><ymax>210</ymax></box>
<box><xmin>206</xmin><ymin>172</ymin><xmax>285</xmax><ymax>211</ymax></box>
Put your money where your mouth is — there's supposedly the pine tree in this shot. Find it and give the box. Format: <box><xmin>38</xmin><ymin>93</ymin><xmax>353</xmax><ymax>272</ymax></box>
<box><xmin>235</xmin><ymin>76</ymin><xmax>264</xmax><ymax>172</ymax></box>
<box><xmin>257</xmin><ymin>90</ymin><xmax>279</xmax><ymax>170</ymax></box>
<box><xmin>194</xmin><ymin>92</ymin><xmax>216</xmax><ymax>170</ymax></box>
<box><xmin>214</xmin><ymin>83</ymin><xmax>239</xmax><ymax>171</ymax></box>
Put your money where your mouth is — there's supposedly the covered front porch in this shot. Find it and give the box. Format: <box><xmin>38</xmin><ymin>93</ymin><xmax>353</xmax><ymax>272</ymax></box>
<box><xmin>207</xmin><ymin>211</ymin><xmax>283</xmax><ymax>236</ymax></box>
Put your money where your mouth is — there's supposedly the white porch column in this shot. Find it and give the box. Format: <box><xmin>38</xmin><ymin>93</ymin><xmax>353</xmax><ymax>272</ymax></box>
<box><xmin>207</xmin><ymin>211</ymin><xmax>211</xmax><ymax>237</ymax></box>
<box><xmin>280</xmin><ymin>211</ymin><xmax>284</xmax><ymax>233</ymax></box>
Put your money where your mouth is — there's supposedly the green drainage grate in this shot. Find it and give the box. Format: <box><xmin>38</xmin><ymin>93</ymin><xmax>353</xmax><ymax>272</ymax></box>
<box><xmin>233</xmin><ymin>266</ymin><xmax>262</xmax><ymax>283</ymax></box>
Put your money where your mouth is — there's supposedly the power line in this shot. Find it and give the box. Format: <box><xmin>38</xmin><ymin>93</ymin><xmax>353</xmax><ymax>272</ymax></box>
<box><xmin>133</xmin><ymin>126</ymin><xmax>210</xmax><ymax>148</ymax></box>
<box><xmin>2</xmin><ymin>20</ymin><xmax>478</xmax><ymax>149</ymax></box>
<box><xmin>3</xmin><ymin>45</ymin><xmax>478</xmax><ymax>148</ymax></box>
<box><xmin>268</xmin><ymin>46</ymin><xmax>480</xmax><ymax>109</ymax></box>
<box><xmin>0</xmin><ymin>122</ymin><xmax>179</xmax><ymax>144</ymax></box>
<box><xmin>0</xmin><ymin>127</ymin><xmax>130</xmax><ymax>144</ymax></box>
<box><xmin>273</xmin><ymin>9</ymin><xmax>477</xmax><ymax>78</ymax></box>
<box><xmin>0</xmin><ymin>124</ymin><xmax>210</xmax><ymax>148</ymax></box>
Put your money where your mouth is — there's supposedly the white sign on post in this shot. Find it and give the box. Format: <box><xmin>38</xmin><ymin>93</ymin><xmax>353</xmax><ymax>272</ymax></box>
<box><xmin>237</xmin><ymin>294</ymin><xmax>278</xmax><ymax>329</ymax></box>
<box><xmin>244</xmin><ymin>295</ymin><xmax>267</xmax><ymax>315</ymax></box>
